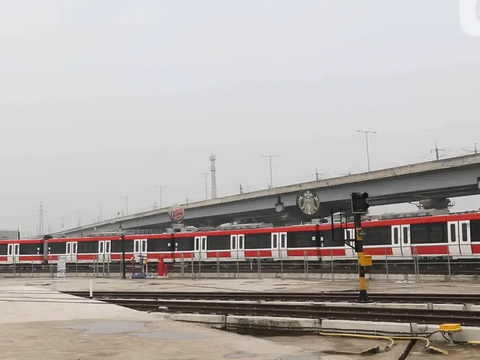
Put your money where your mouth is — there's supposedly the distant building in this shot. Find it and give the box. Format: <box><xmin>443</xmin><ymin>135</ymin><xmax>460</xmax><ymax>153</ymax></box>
<box><xmin>0</xmin><ymin>230</ymin><xmax>18</xmax><ymax>240</ymax></box>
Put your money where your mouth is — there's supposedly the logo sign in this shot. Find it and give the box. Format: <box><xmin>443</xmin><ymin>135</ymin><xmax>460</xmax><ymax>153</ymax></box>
<box><xmin>460</xmin><ymin>0</ymin><xmax>480</xmax><ymax>36</ymax></box>
<box><xmin>169</xmin><ymin>205</ymin><xmax>185</xmax><ymax>222</ymax></box>
<box><xmin>296</xmin><ymin>190</ymin><xmax>320</xmax><ymax>216</ymax></box>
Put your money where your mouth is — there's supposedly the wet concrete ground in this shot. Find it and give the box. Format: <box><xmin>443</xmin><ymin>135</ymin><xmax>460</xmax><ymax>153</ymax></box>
<box><xmin>8</xmin><ymin>276</ymin><xmax>480</xmax><ymax>294</ymax></box>
<box><xmin>1</xmin><ymin>278</ymin><xmax>480</xmax><ymax>359</ymax></box>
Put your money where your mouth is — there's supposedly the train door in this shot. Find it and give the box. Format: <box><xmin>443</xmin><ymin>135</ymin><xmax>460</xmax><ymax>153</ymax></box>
<box><xmin>459</xmin><ymin>220</ymin><xmax>472</xmax><ymax>256</ymax></box>
<box><xmin>400</xmin><ymin>225</ymin><xmax>412</xmax><ymax>257</ymax></box>
<box><xmin>133</xmin><ymin>239</ymin><xmax>146</xmax><ymax>260</ymax></box>
<box><xmin>230</xmin><ymin>234</ymin><xmax>245</xmax><ymax>260</ymax></box>
<box><xmin>271</xmin><ymin>232</ymin><xmax>288</xmax><ymax>260</ymax></box>
<box><xmin>7</xmin><ymin>244</ymin><xmax>19</xmax><ymax>263</ymax></box>
<box><xmin>447</xmin><ymin>221</ymin><xmax>460</xmax><ymax>256</ymax></box>
<box><xmin>98</xmin><ymin>240</ymin><xmax>112</xmax><ymax>261</ymax></box>
<box><xmin>194</xmin><ymin>236</ymin><xmax>207</xmax><ymax>260</ymax></box>
<box><xmin>66</xmin><ymin>242</ymin><xmax>78</xmax><ymax>262</ymax></box>
<box><xmin>448</xmin><ymin>221</ymin><xmax>472</xmax><ymax>256</ymax></box>
<box><xmin>344</xmin><ymin>229</ymin><xmax>356</xmax><ymax>258</ymax></box>
<box><xmin>391</xmin><ymin>225</ymin><xmax>411</xmax><ymax>257</ymax></box>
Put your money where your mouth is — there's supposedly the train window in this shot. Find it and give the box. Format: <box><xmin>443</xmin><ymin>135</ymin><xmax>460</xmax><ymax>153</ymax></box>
<box><xmin>19</xmin><ymin>243</ymin><xmax>40</xmax><ymax>255</ymax></box>
<box><xmin>176</xmin><ymin>237</ymin><xmax>194</xmax><ymax>251</ymax></box>
<box><xmin>393</xmin><ymin>228</ymin><xmax>399</xmax><ymax>245</ymax></box>
<box><xmin>203</xmin><ymin>235</ymin><xmax>229</xmax><ymax>250</ymax></box>
<box><xmin>66</xmin><ymin>243</ymin><xmax>71</xmax><ymax>254</ymax></box>
<box><xmin>147</xmin><ymin>239</ymin><xmax>171</xmax><ymax>252</ymax></box>
<box><xmin>363</xmin><ymin>227</ymin><xmax>390</xmax><ymax>246</ymax></box>
<box><xmin>403</xmin><ymin>227</ymin><xmax>409</xmax><ymax>244</ymax></box>
<box><xmin>48</xmin><ymin>242</ymin><xmax>66</xmax><ymax>254</ymax></box>
<box><xmin>231</xmin><ymin>237</ymin><xmax>236</xmax><ymax>250</ymax></box>
<box><xmin>280</xmin><ymin>233</ymin><xmax>286</xmax><ymax>248</ymax></box>
<box><xmin>450</xmin><ymin>224</ymin><xmax>456</xmax><ymax>242</ymax></box>
<box><xmin>244</xmin><ymin>233</ymin><xmax>271</xmax><ymax>249</ymax></box>
<box><xmin>99</xmin><ymin>242</ymin><xmax>104</xmax><ymax>253</ymax></box>
<box><xmin>0</xmin><ymin>244</ymin><xmax>6</xmax><ymax>255</ymax></box>
<box><xmin>77</xmin><ymin>241</ymin><xmax>99</xmax><ymax>253</ymax></box>
<box><xmin>141</xmin><ymin>241</ymin><xmax>146</xmax><ymax>253</ymax></box>
<box><xmin>111</xmin><ymin>239</ymin><xmax>134</xmax><ymax>252</ymax></box>
<box><xmin>461</xmin><ymin>223</ymin><xmax>468</xmax><ymax>242</ymax></box>
<box><xmin>321</xmin><ymin>229</ymin><xmax>344</xmax><ymax>247</ymax></box>
<box><xmin>470</xmin><ymin>220</ymin><xmax>480</xmax><ymax>241</ymax></box>
<box><xmin>272</xmin><ymin>234</ymin><xmax>277</xmax><ymax>248</ymax></box>
<box><xmin>202</xmin><ymin>238</ymin><xmax>206</xmax><ymax>251</ymax></box>
<box><xmin>287</xmin><ymin>231</ymin><xmax>317</xmax><ymax>248</ymax></box>
<box><xmin>134</xmin><ymin>241</ymin><xmax>139</xmax><ymax>253</ymax></box>
<box><xmin>411</xmin><ymin>223</ymin><xmax>447</xmax><ymax>244</ymax></box>
<box><xmin>430</xmin><ymin>224</ymin><xmax>446</xmax><ymax>243</ymax></box>
<box><xmin>239</xmin><ymin>236</ymin><xmax>244</xmax><ymax>249</ymax></box>
<box><xmin>411</xmin><ymin>224</ymin><xmax>428</xmax><ymax>244</ymax></box>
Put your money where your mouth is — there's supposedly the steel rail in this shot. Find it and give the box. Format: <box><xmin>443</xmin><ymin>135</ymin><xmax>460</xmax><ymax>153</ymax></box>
<box><xmin>95</xmin><ymin>298</ymin><xmax>480</xmax><ymax>327</ymax></box>
<box><xmin>64</xmin><ymin>291</ymin><xmax>480</xmax><ymax>304</ymax></box>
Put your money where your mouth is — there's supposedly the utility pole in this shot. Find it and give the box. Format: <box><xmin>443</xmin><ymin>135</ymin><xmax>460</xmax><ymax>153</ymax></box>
<box><xmin>119</xmin><ymin>224</ymin><xmax>126</xmax><ymax>280</ymax></box>
<box><xmin>61</xmin><ymin>217</ymin><xmax>65</xmax><ymax>230</ymax></box>
<box><xmin>76</xmin><ymin>211</ymin><xmax>81</xmax><ymax>227</ymax></box>
<box><xmin>463</xmin><ymin>143</ymin><xmax>479</xmax><ymax>155</ymax></box>
<box><xmin>313</xmin><ymin>167</ymin><xmax>324</xmax><ymax>181</ymax></box>
<box><xmin>38</xmin><ymin>202</ymin><xmax>44</xmax><ymax>235</ymax></box>
<box><xmin>199</xmin><ymin>173</ymin><xmax>208</xmax><ymax>200</ymax></box>
<box><xmin>210</xmin><ymin>154</ymin><xmax>218</xmax><ymax>199</ymax></box>
<box><xmin>431</xmin><ymin>141</ymin><xmax>445</xmax><ymax>160</ymax></box>
<box><xmin>262</xmin><ymin>154</ymin><xmax>279</xmax><ymax>188</ymax></box>
<box><xmin>154</xmin><ymin>186</ymin><xmax>167</xmax><ymax>208</ymax></box>
<box><xmin>357</xmin><ymin>130</ymin><xmax>376</xmax><ymax>172</ymax></box>
<box><xmin>122</xmin><ymin>196</ymin><xmax>131</xmax><ymax>216</ymax></box>
<box><xmin>239</xmin><ymin>184</ymin><xmax>244</xmax><ymax>194</ymax></box>
<box><xmin>98</xmin><ymin>205</ymin><xmax>104</xmax><ymax>222</ymax></box>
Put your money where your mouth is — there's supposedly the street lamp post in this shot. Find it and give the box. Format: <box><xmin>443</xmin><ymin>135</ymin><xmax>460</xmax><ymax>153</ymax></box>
<box><xmin>154</xmin><ymin>186</ymin><xmax>167</xmax><ymax>209</ymax></box>
<box><xmin>262</xmin><ymin>154</ymin><xmax>279</xmax><ymax>188</ymax></box>
<box><xmin>357</xmin><ymin>130</ymin><xmax>376</xmax><ymax>172</ymax></box>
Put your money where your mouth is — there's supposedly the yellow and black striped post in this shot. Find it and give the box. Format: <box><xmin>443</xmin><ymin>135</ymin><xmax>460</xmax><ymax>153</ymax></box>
<box><xmin>354</xmin><ymin>213</ymin><xmax>370</xmax><ymax>303</ymax></box>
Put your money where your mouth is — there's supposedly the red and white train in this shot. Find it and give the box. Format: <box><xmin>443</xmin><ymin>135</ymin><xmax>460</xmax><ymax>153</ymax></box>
<box><xmin>1</xmin><ymin>210</ymin><xmax>480</xmax><ymax>265</ymax></box>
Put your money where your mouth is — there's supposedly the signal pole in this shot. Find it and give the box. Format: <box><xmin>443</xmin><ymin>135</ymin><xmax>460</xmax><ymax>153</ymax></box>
<box><xmin>351</xmin><ymin>192</ymin><xmax>372</xmax><ymax>303</ymax></box>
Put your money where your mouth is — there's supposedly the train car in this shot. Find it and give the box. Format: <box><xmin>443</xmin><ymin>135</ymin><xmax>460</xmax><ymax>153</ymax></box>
<box><xmin>2</xmin><ymin>210</ymin><xmax>480</xmax><ymax>266</ymax></box>
<box><xmin>0</xmin><ymin>238</ymin><xmax>44</xmax><ymax>264</ymax></box>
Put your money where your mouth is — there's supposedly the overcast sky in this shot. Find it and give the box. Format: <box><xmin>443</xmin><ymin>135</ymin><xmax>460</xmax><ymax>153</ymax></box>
<box><xmin>1</xmin><ymin>0</ymin><xmax>480</xmax><ymax>236</ymax></box>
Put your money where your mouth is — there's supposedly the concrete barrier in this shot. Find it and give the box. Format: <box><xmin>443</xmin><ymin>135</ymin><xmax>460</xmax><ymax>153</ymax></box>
<box><xmin>227</xmin><ymin>315</ymin><xmax>320</xmax><ymax>330</ymax></box>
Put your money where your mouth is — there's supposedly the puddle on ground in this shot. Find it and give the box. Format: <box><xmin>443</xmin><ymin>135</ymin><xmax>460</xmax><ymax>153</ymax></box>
<box><xmin>224</xmin><ymin>352</ymin><xmax>255</xmax><ymax>358</ymax></box>
<box><xmin>57</xmin><ymin>321</ymin><xmax>146</xmax><ymax>334</ymax></box>
<box><xmin>71</xmin><ymin>339</ymin><xmax>88</xmax><ymax>343</ymax></box>
<box><xmin>128</xmin><ymin>331</ymin><xmax>209</xmax><ymax>340</ymax></box>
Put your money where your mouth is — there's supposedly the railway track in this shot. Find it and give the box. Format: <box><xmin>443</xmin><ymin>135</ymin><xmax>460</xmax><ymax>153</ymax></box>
<box><xmin>65</xmin><ymin>290</ymin><xmax>480</xmax><ymax>304</ymax></box>
<box><xmin>77</xmin><ymin>297</ymin><xmax>480</xmax><ymax>327</ymax></box>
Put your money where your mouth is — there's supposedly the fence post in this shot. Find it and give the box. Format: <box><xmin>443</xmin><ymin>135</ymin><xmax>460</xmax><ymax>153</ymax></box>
<box><xmin>191</xmin><ymin>256</ymin><xmax>194</xmax><ymax>279</ymax></box>
<box><xmin>31</xmin><ymin>260</ymin><xmax>34</xmax><ymax>277</ymax></box>
<box><xmin>385</xmin><ymin>247</ymin><xmax>389</xmax><ymax>283</ymax></box>
<box><xmin>217</xmin><ymin>252</ymin><xmax>220</xmax><ymax>279</ymax></box>
<box><xmin>280</xmin><ymin>249</ymin><xmax>284</xmax><ymax>280</ymax></box>
<box><xmin>330</xmin><ymin>248</ymin><xmax>334</xmax><ymax>282</ymax></box>
<box><xmin>447</xmin><ymin>247</ymin><xmax>451</xmax><ymax>282</ymax></box>
<box><xmin>180</xmin><ymin>252</ymin><xmax>185</xmax><ymax>278</ymax></box>
<box><xmin>257</xmin><ymin>250</ymin><xmax>261</xmax><ymax>279</ymax></box>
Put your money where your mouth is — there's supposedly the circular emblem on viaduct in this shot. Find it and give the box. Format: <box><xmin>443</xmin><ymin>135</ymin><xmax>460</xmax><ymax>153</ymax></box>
<box><xmin>296</xmin><ymin>190</ymin><xmax>320</xmax><ymax>215</ymax></box>
<box><xmin>169</xmin><ymin>205</ymin><xmax>185</xmax><ymax>223</ymax></box>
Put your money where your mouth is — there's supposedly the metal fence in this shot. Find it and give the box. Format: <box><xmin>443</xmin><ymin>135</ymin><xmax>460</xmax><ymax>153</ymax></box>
<box><xmin>1</xmin><ymin>247</ymin><xmax>479</xmax><ymax>281</ymax></box>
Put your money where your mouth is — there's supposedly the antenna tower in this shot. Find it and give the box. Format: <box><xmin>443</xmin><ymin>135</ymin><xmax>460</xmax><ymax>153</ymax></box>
<box><xmin>38</xmin><ymin>202</ymin><xmax>44</xmax><ymax>235</ymax></box>
<box><xmin>210</xmin><ymin>153</ymin><xmax>217</xmax><ymax>199</ymax></box>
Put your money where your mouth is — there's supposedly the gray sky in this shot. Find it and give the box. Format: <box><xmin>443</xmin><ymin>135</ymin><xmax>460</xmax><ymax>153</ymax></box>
<box><xmin>1</xmin><ymin>0</ymin><xmax>480</xmax><ymax>235</ymax></box>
